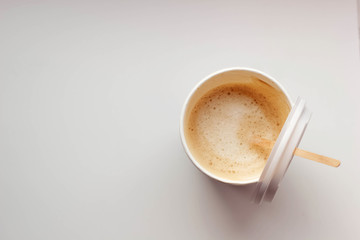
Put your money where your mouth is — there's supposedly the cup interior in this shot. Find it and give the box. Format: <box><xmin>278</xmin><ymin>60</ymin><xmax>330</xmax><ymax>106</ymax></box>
<box><xmin>180</xmin><ymin>68</ymin><xmax>292</xmax><ymax>185</ymax></box>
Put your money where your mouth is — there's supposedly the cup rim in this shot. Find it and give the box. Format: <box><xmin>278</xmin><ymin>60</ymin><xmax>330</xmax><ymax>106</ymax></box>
<box><xmin>180</xmin><ymin>67</ymin><xmax>293</xmax><ymax>185</ymax></box>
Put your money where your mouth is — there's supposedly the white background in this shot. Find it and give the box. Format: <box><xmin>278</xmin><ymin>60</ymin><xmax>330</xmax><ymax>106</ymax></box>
<box><xmin>0</xmin><ymin>0</ymin><xmax>359</xmax><ymax>239</ymax></box>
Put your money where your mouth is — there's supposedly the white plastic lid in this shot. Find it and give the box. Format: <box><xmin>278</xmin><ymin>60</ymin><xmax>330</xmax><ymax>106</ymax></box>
<box><xmin>253</xmin><ymin>97</ymin><xmax>311</xmax><ymax>204</ymax></box>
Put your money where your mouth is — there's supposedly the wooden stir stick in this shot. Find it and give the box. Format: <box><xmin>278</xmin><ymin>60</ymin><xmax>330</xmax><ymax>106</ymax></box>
<box><xmin>252</xmin><ymin>137</ymin><xmax>341</xmax><ymax>167</ymax></box>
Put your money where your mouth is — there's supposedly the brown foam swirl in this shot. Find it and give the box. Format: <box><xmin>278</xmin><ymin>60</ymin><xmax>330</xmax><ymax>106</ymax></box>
<box><xmin>185</xmin><ymin>80</ymin><xmax>290</xmax><ymax>181</ymax></box>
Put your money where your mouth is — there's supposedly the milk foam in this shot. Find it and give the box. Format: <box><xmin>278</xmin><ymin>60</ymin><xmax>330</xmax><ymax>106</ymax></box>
<box><xmin>185</xmin><ymin>82</ymin><xmax>290</xmax><ymax>181</ymax></box>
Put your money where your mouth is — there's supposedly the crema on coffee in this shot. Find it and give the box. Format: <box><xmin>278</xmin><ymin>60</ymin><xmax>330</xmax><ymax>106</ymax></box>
<box><xmin>184</xmin><ymin>79</ymin><xmax>290</xmax><ymax>181</ymax></box>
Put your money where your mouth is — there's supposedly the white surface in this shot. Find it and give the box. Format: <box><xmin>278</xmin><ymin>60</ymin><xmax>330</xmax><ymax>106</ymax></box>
<box><xmin>0</xmin><ymin>0</ymin><xmax>359</xmax><ymax>239</ymax></box>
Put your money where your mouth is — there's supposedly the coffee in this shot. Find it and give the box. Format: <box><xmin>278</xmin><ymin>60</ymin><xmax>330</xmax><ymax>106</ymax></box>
<box><xmin>184</xmin><ymin>79</ymin><xmax>290</xmax><ymax>181</ymax></box>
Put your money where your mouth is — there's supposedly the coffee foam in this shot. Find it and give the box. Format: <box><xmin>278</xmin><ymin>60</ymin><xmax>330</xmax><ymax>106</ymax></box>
<box><xmin>185</xmin><ymin>80</ymin><xmax>290</xmax><ymax>181</ymax></box>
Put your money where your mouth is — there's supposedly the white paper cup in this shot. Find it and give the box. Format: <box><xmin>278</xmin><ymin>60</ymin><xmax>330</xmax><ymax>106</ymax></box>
<box><xmin>180</xmin><ymin>67</ymin><xmax>293</xmax><ymax>185</ymax></box>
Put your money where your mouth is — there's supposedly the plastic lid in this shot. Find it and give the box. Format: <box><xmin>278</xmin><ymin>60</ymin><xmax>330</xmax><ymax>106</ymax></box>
<box><xmin>253</xmin><ymin>97</ymin><xmax>311</xmax><ymax>204</ymax></box>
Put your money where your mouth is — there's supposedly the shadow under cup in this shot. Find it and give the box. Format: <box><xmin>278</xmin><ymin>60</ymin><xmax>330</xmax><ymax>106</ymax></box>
<box><xmin>180</xmin><ymin>68</ymin><xmax>292</xmax><ymax>185</ymax></box>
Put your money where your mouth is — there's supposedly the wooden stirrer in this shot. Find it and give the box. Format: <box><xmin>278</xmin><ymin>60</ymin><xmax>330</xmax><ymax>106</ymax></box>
<box><xmin>252</xmin><ymin>137</ymin><xmax>341</xmax><ymax>168</ymax></box>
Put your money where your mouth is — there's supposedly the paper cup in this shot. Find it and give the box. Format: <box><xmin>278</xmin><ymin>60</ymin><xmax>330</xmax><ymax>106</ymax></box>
<box><xmin>180</xmin><ymin>67</ymin><xmax>293</xmax><ymax>185</ymax></box>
